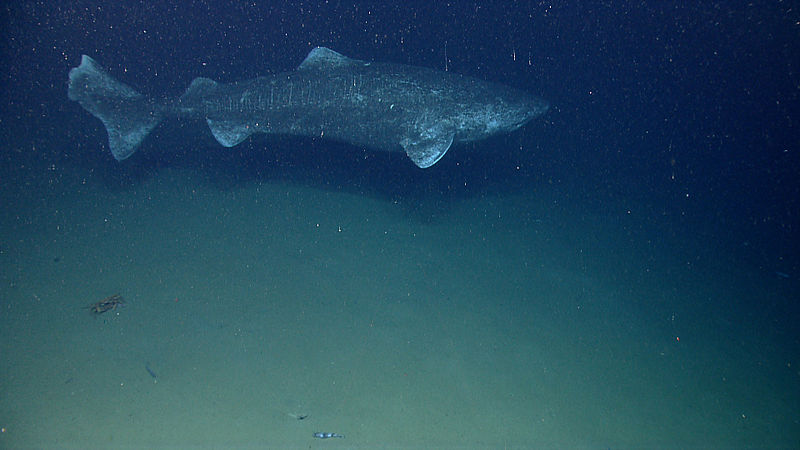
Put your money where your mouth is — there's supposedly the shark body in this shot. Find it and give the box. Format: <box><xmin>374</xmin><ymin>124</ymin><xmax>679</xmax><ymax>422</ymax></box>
<box><xmin>68</xmin><ymin>47</ymin><xmax>548</xmax><ymax>168</ymax></box>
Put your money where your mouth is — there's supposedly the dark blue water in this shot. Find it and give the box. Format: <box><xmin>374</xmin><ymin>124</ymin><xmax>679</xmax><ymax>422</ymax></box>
<box><xmin>1</xmin><ymin>2</ymin><xmax>797</xmax><ymax>447</ymax></box>
<box><xmin>5</xmin><ymin>2</ymin><xmax>797</xmax><ymax>257</ymax></box>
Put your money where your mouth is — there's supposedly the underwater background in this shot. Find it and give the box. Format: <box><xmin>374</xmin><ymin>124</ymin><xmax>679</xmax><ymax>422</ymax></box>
<box><xmin>1</xmin><ymin>2</ymin><xmax>798</xmax><ymax>448</ymax></box>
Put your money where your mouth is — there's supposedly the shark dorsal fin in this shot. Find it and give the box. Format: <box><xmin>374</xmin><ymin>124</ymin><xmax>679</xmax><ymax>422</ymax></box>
<box><xmin>298</xmin><ymin>47</ymin><xmax>365</xmax><ymax>70</ymax></box>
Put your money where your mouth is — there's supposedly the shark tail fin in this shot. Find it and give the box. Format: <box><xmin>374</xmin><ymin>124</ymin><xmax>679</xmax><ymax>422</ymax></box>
<box><xmin>68</xmin><ymin>55</ymin><xmax>163</xmax><ymax>160</ymax></box>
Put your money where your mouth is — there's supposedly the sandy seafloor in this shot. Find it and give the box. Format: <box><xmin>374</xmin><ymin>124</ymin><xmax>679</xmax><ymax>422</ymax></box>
<box><xmin>0</xmin><ymin>159</ymin><xmax>797</xmax><ymax>449</ymax></box>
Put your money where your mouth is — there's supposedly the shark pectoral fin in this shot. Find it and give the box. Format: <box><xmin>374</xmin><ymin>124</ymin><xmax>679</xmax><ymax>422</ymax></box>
<box><xmin>206</xmin><ymin>119</ymin><xmax>254</xmax><ymax>147</ymax></box>
<box><xmin>401</xmin><ymin>133</ymin><xmax>454</xmax><ymax>168</ymax></box>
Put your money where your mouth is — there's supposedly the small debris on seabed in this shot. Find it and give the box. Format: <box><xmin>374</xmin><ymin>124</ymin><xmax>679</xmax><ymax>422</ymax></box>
<box><xmin>85</xmin><ymin>294</ymin><xmax>125</xmax><ymax>315</ymax></box>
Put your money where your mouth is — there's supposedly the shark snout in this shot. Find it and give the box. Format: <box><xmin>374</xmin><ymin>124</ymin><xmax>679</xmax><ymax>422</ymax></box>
<box><xmin>506</xmin><ymin>97</ymin><xmax>548</xmax><ymax>130</ymax></box>
<box><xmin>532</xmin><ymin>97</ymin><xmax>550</xmax><ymax>115</ymax></box>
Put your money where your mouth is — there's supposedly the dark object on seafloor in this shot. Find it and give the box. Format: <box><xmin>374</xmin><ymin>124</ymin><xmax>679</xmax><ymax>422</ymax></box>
<box><xmin>86</xmin><ymin>294</ymin><xmax>125</xmax><ymax>314</ymax></box>
<box><xmin>145</xmin><ymin>363</ymin><xmax>158</xmax><ymax>380</ymax></box>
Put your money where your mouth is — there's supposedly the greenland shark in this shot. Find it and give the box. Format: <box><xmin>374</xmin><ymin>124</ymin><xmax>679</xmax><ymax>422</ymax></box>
<box><xmin>68</xmin><ymin>47</ymin><xmax>548</xmax><ymax>168</ymax></box>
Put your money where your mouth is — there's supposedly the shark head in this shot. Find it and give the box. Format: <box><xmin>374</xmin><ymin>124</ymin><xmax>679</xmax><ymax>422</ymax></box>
<box><xmin>495</xmin><ymin>91</ymin><xmax>550</xmax><ymax>133</ymax></box>
<box><xmin>455</xmin><ymin>87</ymin><xmax>549</xmax><ymax>142</ymax></box>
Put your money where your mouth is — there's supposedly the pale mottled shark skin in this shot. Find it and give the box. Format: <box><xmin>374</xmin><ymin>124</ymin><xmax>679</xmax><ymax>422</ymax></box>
<box><xmin>68</xmin><ymin>47</ymin><xmax>548</xmax><ymax>168</ymax></box>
